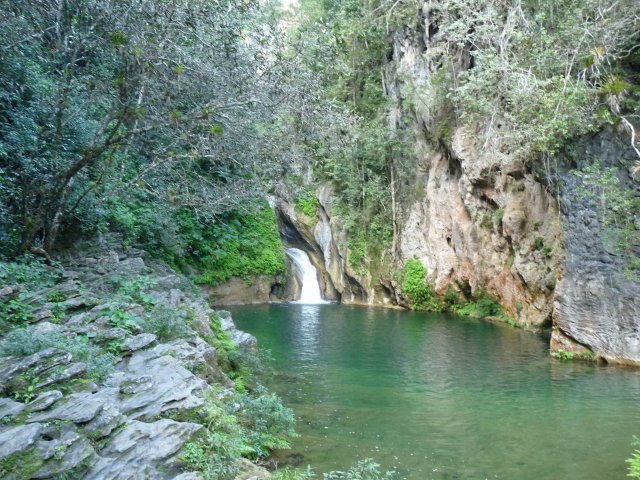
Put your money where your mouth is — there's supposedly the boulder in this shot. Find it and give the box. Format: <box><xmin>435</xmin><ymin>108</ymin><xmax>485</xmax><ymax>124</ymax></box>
<box><xmin>28</xmin><ymin>391</ymin><xmax>104</xmax><ymax>424</ymax></box>
<box><xmin>0</xmin><ymin>423</ymin><xmax>43</xmax><ymax>458</ymax></box>
<box><xmin>122</xmin><ymin>333</ymin><xmax>157</xmax><ymax>352</ymax></box>
<box><xmin>0</xmin><ymin>348</ymin><xmax>72</xmax><ymax>393</ymax></box>
<box><xmin>32</xmin><ymin>426</ymin><xmax>95</xmax><ymax>479</ymax></box>
<box><xmin>86</xmin><ymin>420</ymin><xmax>202</xmax><ymax>479</ymax></box>
<box><xmin>0</xmin><ymin>398</ymin><xmax>26</xmax><ymax>418</ymax></box>
<box><xmin>26</xmin><ymin>390</ymin><xmax>63</xmax><ymax>412</ymax></box>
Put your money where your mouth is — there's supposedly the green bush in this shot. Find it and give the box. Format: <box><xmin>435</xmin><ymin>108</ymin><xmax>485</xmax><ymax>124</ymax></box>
<box><xmin>180</xmin><ymin>386</ymin><xmax>297</xmax><ymax>479</ymax></box>
<box><xmin>235</xmin><ymin>386</ymin><xmax>297</xmax><ymax>458</ymax></box>
<box><xmin>402</xmin><ymin>258</ymin><xmax>442</xmax><ymax>311</ymax></box>
<box><xmin>324</xmin><ymin>459</ymin><xmax>396</xmax><ymax>480</ymax></box>
<box><xmin>0</xmin><ymin>257</ymin><xmax>61</xmax><ymax>287</ymax></box>
<box><xmin>117</xmin><ymin>276</ymin><xmax>157</xmax><ymax>304</ymax></box>
<box><xmin>295</xmin><ymin>188</ymin><xmax>319</xmax><ymax>219</ymax></box>
<box><xmin>628</xmin><ymin>437</ymin><xmax>640</xmax><ymax>479</ymax></box>
<box><xmin>144</xmin><ymin>304</ymin><xmax>193</xmax><ymax>342</ymax></box>
<box><xmin>179</xmin><ymin>204</ymin><xmax>286</xmax><ymax>286</ymax></box>
<box><xmin>455</xmin><ymin>290</ymin><xmax>503</xmax><ymax>318</ymax></box>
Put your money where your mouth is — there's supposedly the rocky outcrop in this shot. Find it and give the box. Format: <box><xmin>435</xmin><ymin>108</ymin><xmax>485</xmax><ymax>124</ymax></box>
<box><xmin>381</xmin><ymin>21</ymin><xmax>563</xmax><ymax>328</ymax></box>
<box><xmin>0</xmin><ymin>234</ymin><xmax>268</xmax><ymax>479</ymax></box>
<box><xmin>552</xmin><ymin>129</ymin><xmax>640</xmax><ymax>365</ymax></box>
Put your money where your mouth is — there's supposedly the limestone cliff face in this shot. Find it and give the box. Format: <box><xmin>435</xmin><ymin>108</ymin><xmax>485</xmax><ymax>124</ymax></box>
<box><xmin>385</xmin><ymin>7</ymin><xmax>640</xmax><ymax>360</ymax></box>
<box><xmin>385</xmin><ymin>22</ymin><xmax>562</xmax><ymax>328</ymax></box>
<box><xmin>553</xmin><ymin>130</ymin><xmax>640</xmax><ymax>365</ymax></box>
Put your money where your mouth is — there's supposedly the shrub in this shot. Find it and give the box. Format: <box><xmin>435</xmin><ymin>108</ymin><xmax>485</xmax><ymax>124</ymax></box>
<box><xmin>402</xmin><ymin>258</ymin><xmax>442</xmax><ymax>311</ymax></box>
<box><xmin>324</xmin><ymin>459</ymin><xmax>396</xmax><ymax>480</ymax></box>
<box><xmin>180</xmin><ymin>386</ymin><xmax>297</xmax><ymax>479</ymax></box>
<box><xmin>295</xmin><ymin>188</ymin><xmax>319</xmax><ymax>219</ymax></box>
<box><xmin>144</xmin><ymin>304</ymin><xmax>193</xmax><ymax>342</ymax></box>
<box><xmin>628</xmin><ymin>437</ymin><xmax>640</xmax><ymax>479</ymax></box>
<box><xmin>0</xmin><ymin>257</ymin><xmax>61</xmax><ymax>287</ymax></box>
<box><xmin>117</xmin><ymin>276</ymin><xmax>157</xmax><ymax>305</ymax></box>
<box><xmin>235</xmin><ymin>386</ymin><xmax>297</xmax><ymax>457</ymax></box>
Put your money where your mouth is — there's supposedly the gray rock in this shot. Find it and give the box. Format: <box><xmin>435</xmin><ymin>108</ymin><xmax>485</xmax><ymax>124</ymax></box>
<box><xmin>28</xmin><ymin>391</ymin><xmax>104</xmax><ymax>424</ymax></box>
<box><xmin>0</xmin><ymin>285</ymin><xmax>17</xmax><ymax>298</ymax></box>
<box><xmin>0</xmin><ymin>348</ymin><xmax>72</xmax><ymax>392</ymax></box>
<box><xmin>33</xmin><ymin>428</ymin><xmax>94</xmax><ymax>479</ymax></box>
<box><xmin>116</xmin><ymin>256</ymin><xmax>147</xmax><ymax>275</ymax></box>
<box><xmin>218</xmin><ymin>311</ymin><xmax>257</xmax><ymax>348</ymax></box>
<box><xmin>152</xmin><ymin>338</ymin><xmax>220</xmax><ymax>383</ymax></box>
<box><xmin>97</xmin><ymin>327</ymin><xmax>128</xmax><ymax>342</ymax></box>
<box><xmin>59</xmin><ymin>295</ymin><xmax>99</xmax><ymax>311</ymax></box>
<box><xmin>36</xmin><ymin>362</ymin><xmax>87</xmax><ymax>389</ymax></box>
<box><xmin>554</xmin><ymin>129</ymin><xmax>640</xmax><ymax>364</ymax></box>
<box><xmin>26</xmin><ymin>390</ymin><xmax>63</xmax><ymax>412</ymax></box>
<box><xmin>86</xmin><ymin>419</ymin><xmax>202</xmax><ymax>479</ymax></box>
<box><xmin>82</xmin><ymin>400</ymin><xmax>124</xmax><ymax>440</ymax></box>
<box><xmin>122</xmin><ymin>333</ymin><xmax>157</xmax><ymax>352</ymax></box>
<box><xmin>234</xmin><ymin>458</ymin><xmax>271</xmax><ymax>480</ymax></box>
<box><xmin>117</xmin><ymin>350</ymin><xmax>206</xmax><ymax>420</ymax></box>
<box><xmin>0</xmin><ymin>423</ymin><xmax>43</xmax><ymax>458</ymax></box>
<box><xmin>0</xmin><ymin>398</ymin><xmax>26</xmax><ymax>418</ymax></box>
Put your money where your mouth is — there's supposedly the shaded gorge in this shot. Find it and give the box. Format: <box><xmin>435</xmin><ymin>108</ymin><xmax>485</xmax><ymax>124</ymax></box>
<box><xmin>231</xmin><ymin>304</ymin><xmax>640</xmax><ymax>480</ymax></box>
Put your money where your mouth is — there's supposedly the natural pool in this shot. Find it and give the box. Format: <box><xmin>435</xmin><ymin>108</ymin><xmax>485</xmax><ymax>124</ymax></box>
<box><xmin>231</xmin><ymin>303</ymin><xmax>640</xmax><ymax>480</ymax></box>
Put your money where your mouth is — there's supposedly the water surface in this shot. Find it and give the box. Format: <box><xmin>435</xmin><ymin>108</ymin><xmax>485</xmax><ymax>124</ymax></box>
<box><xmin>231</xmin><ymin>304</ymin><xmax>640</xmax><ymax>480</ymax></box>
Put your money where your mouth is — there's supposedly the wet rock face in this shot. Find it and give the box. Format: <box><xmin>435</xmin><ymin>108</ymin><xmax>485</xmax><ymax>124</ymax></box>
<box><xmin>553</xmin><ymin>130</ymin><xmax>640</xmax><ymax>364</ymax></box>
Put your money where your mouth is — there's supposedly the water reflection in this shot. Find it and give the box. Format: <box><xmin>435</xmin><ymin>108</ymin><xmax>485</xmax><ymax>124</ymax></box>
<box><xmin>232</xmin><ymin>304</ymin><xmax>640</xmax><ymax>480</ymax></box>
<box><xmin>291</xmin><ymin>304</ymin><xmax>321</xmax><ymax>363</ymax></box>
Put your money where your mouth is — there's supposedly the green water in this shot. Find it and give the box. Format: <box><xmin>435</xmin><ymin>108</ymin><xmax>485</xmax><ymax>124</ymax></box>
<box><xmin>230</xmin><ymin>303</ymin><xmax>640</xmax><ymax>480</ymax></box>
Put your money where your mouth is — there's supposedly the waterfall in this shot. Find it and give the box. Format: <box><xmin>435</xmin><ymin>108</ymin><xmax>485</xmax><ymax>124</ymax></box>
<box><xmin>285</xmin><ymin>248</ymin><xmax>328</xmax><ymax>304</ymax></box>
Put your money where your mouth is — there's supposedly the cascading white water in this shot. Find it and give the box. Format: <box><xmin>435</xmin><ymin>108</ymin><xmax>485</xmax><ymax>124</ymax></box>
<box><xmin>285</xmin><ymin>248</ymin><xmax>328</xmax><ymax>304</ymax></box>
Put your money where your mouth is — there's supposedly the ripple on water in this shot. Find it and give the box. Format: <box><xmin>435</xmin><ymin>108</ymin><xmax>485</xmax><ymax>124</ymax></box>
<box><xmin>231</xmin><ymin>304</ymin><xmax>640</xmax><ymax>480</ymax></box>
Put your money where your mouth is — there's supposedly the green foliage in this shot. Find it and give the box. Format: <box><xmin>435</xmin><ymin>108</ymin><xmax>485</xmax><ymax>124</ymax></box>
<box><xmin>0</xmin><ymin>257</ymin><xmax>60</xmax><ymax>287</ymax></box>
<box><xmin>295</xmin><ymin>188</ymin><xmax>319</xmax><ymax>219</ymax></box>
<box><xmin>0</xmin><ymin>0</ymin><xmax>304</xmax><ymax>253</ymax></box>
<box><xmin>106</xmin><ymin>308</ymin><xmax>144</xmax><ymax>334</ymax></box>
<box><xmin>628</xmin><ymin>437</ymin><xmax>640</xmax><ymax>479</ymax></box>
<box><xmin>46</xmin><ymin>290</ymin><xmax>67</xmax><ymax>303</ymax></box>
<box><xmin>185</xmin><ymin>204</ymin><xmax>287</xmax><ymax>286</ymax></box>
<box><xmin>13</xmin><ymin>372</ymin><xmax>40</xmax><ymax>403</ymax></box>
<box><xmin>144</xmin><ymin>305</ymin><xmax>193</xmax><ymax>342</ymax></box>
<box><xmin>402</xmin><ymin>258</ymin><xmax>442</xmax><ymax>311</ymax></box>
<box><xmin>324</xmin><ymin>459</ymin><xmax>396</xmax><ymax>480</ymax></box>
<box><xmin>180</xmin><ymin>386</ymin><xmax>296</xmax><ymax>479</ymax></box>
<box><xmin>418</xmin><ymin>0</ymin><xmax>639</xmax><ymax>162</ymax></box>
<box><xmin>0</xmin><ymin>447</ymin><xmax>43</xmax><ymax>479</ymax></box>
<box><xmin>235</xmin><ymin>386</ymin><xmax>297</xmax><ymax>457</ymax></box>
<box><xmin>455</xmin><ymin>290</ymin><xmax>504</xmax><ymax>319</ymax></box>
<box><xmin>117</xmin><ymin>276</ymin><xmax>156</xmax><ymax>305</ymax></box>
<box><xmin>0</xmin><ymin>326</ymin><xmax>117</xmax><ymax>383</ymax></box>
<box><xmin>552</xmin><ymin>349</ymin><xmax>576</xmax><ymax>361</ymax></box>
<box><xmin>0</xmin><ymin>298</ymin><xmax>33</xmax><ymax>327</ymax></box>
<box><xmin>494</xmin><ymin>208</ymin><xmax>505</xmax><ymax>224</ymax></box>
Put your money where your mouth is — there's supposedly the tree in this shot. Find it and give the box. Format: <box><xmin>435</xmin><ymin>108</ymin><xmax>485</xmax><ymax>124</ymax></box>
<box><xmin>0</xmin><ymin>0</ymin><xmax>297</xmax><ymax>254</ymax></box>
